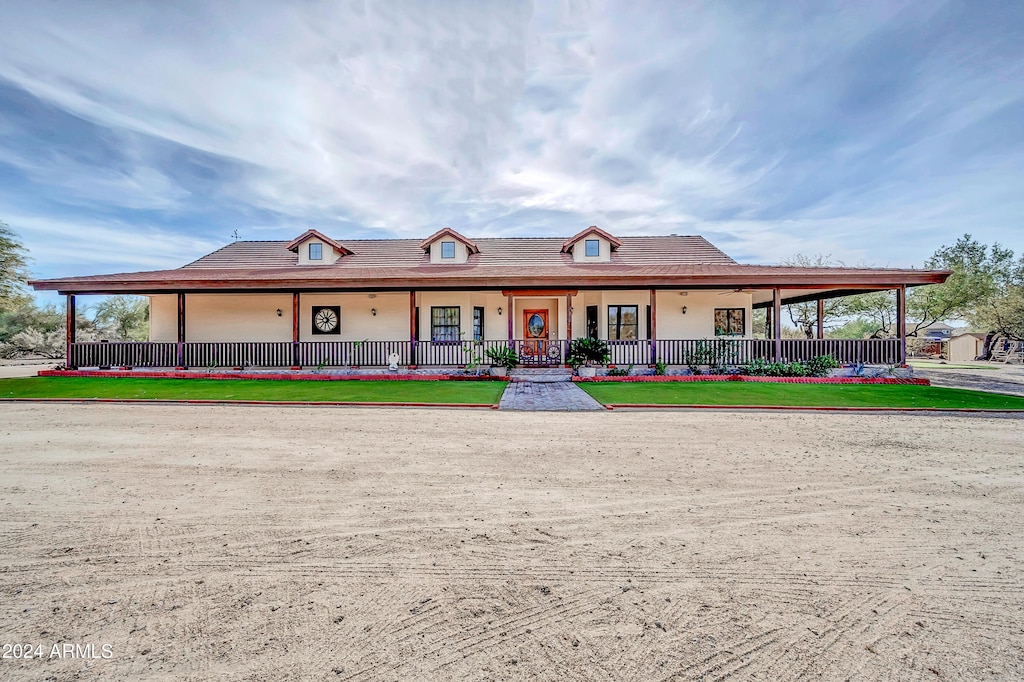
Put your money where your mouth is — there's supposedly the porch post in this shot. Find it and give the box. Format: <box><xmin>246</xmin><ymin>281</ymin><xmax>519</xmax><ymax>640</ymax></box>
<box><xmin>566</xmin><ymin>292</ymin><xmax>573</xmax><ymax>339</ymax></box>
<box><xmin>649</xmin><ymin>288</ymin><xmax>657</xmax><ymax>366</ymax></box>
<box><xmin>897</xmin><ymin>285</ymin><xmax>907</xmax><ymax>366</ymax></box>
<box><xmin>65</xmin><ymin>294</ymin><xmax>76</xmax><ymax>369</ymax></box>
<box><xmin>176</xmin><ymin>292</ymin><xmax>186</xmax><ymax>368</ymax></box>
<box><xmin>291</xmin><ymin>292</ymin><xmax>300</xmax><ymax>368</ymax></box>
<box><xmin>772</xmin><ymin>287</ymin><xmax>782</xmax><ymax>362</ymax></box>
<box><xmin>816</xmin><ymin>298</ymin><xmax>825</xmax><ymax>339</ymax></box>
<box><xmin>566</xmin><ymin>292</ymin><xmax>573</xmax><ymax>367</ymax></box>
<box><xmin>506</xmin><ymin>292</ymin><xmax>514</xmax><ymax>349</ymax></box>
<box><xmin>409</xmin><ymin>290</ymin><xmax>417</xmax><ymax>367</ymax></box>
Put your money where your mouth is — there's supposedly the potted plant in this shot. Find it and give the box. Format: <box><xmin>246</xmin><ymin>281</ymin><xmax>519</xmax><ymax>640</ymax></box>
<box><xmin>568</xmin><ymin>337</ymin><xmax>610</xmax><ymax>378</ymax></box>
<box><xmin>485</xmin><ymin>346</ymin><xmax>518</xmax><ymax>377</ymax></box>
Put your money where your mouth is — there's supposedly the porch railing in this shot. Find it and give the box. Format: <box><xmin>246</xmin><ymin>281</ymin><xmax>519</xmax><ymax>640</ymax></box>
<box><xmin>70</xmin><ymin>341</ymin><xmax>178</xmax><ymax>368</ymax></box>
<box><xmin>656</xmin><ymin>338</ymin><xmax>773</xmax><ymax>365</ymax></box>
<box><xmin>66</xmin><ymin>337</ymin><xmax>905</xmax><ymax>369</ymax></box>
<box><xmin>779</xmin><ymin>338</ymin><xmax>901</xmax><ymax>365</ymax></box>
<box><xmin>300</xmin><ymin>340</ymin><xmax>412</xmax><ymax>368</ymax></box>
<box><xmin>185</xmin><ymin>342</ymin><xmax>292</xmax><ymax>368</ymax></box>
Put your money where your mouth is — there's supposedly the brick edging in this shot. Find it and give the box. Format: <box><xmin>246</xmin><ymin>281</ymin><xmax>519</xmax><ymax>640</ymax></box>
<box><xmin>36</xmin><ymin>370</ymin><xmax>504</xmax><ymax>382</ymax></box>
<box><xmin>0</xmin><ymin>397</ymin><xmax>498</xmax><ymax>408</ymax></box>
<box><xmin>573</xmin><ymin>375</ymin><xmax>929</xmax><ymax>385</ymax></box>
<box><xmin>604</xmin><ymin>404</ymin><xmax>1023</xmax><ymax>413</ymax></box>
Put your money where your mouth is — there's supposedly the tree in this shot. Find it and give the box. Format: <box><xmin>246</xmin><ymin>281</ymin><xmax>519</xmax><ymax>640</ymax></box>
<box><xmin>0</xmin><ymin>302</ymin><xmax>98</xmax><ymax>359</ymax></box>
<box><xmin>92</xmin><ymin>295</ymin><xmax>149</xmax><ymax>341</ymax></box>
<box><xmin>0</xmin><ymin>220</ymin><xmax>31</xmax><ymax>311</ymax></box>
<box><xmin>973</xmin><ymin>249</ymin><xmax>1024</xmax><ymax>340</ymax></box>
<box><xmin>840</xmin><ymin>235</ymin><xmax>1010</xmax><ymax>338</ymax></box>
<box><xmin>781</xmin><ymin>254</ymin><xmax>857</xmax><ymax>338</ymax></box>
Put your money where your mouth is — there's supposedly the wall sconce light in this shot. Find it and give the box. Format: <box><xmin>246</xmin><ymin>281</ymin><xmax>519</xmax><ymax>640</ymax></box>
<box><xmin>276</xmin><ymin>308</ymin><xmax>282</xmax><ymax>317</ymax></box>
<box><xmin>497</xmin><ymin>307</ymin><xmax>503</xmax><ymax>315</ymax></box>
<box><xmin>681</xmin><ymin>306</ymin><xmax>687</xmax><ymax>315</ymax></box>
<box><xmin>371</xmin><ymin>308</ymin><xmax>377</xmax><ymax>317</ymax></box>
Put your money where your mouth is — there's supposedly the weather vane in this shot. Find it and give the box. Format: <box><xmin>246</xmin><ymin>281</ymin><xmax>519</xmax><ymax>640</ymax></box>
<box><xmin>231</xmin><ymin>229</ymin><xmax>240</xmax><ymax>241</ymax></box>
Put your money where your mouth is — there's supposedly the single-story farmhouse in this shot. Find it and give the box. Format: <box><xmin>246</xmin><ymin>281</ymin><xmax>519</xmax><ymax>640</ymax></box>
<box><xmin>30</xmin><ymin>226</ymin><xmax>950</xmax><ymax>370</ymax></box>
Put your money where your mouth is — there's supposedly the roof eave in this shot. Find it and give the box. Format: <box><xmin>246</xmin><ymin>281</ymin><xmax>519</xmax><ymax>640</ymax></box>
<box><xmin>32</xmin><ymin>269</ymin><xmax>952</xmax><ymax>295</ymax></box>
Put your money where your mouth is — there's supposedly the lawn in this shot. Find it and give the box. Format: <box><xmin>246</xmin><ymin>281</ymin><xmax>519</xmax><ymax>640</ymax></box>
<box><xmin>577</xmin><ymin>381</ymin><xmax>1024</xmax><ymax>410</ymax></box>
<box><xmin>0</xmin><ymin>377</ymin><xmax>507</xmax><ymax>405</ymax></box>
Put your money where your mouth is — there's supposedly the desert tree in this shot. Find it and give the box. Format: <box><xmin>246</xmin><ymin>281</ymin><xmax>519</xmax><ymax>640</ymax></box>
<box><xmin>93</xmin><ymin>295</ymin><xmax>150</xmax><ymax>341</ymax></box>
<box><xmin>780</xmin><ymin>253</ymin><xmax>858</xmax><ymax>338</ymax></box>
<box><xmin>0</xmin><ymin>220</ymin><xmax>31</xmax><ymax>312</ymax></box>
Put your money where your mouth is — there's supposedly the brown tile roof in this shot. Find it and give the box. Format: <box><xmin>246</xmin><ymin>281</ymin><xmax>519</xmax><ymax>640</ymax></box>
<box><xmin>180</xmin><ymin>235</ymin><xmax>734</xmax><ymax>270</ymax></box>
<box><xmin>29</xmin><ymin>234</ymin><xmax>951</xmax><ymax>293</ymax></box>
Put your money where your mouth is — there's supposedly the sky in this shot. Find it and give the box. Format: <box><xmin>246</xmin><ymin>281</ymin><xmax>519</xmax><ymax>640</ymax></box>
<box><xmin>0</xmin><ymin>0</ymin><xmax>1022</xmax><ymax>292</ymax></box>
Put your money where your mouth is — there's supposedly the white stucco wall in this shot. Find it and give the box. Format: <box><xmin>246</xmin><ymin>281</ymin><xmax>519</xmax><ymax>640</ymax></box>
<box><xmin>654</xmin><ymin>290</ymin><xmax>753</xmax><ymax>339</ymax></box>
<box><xmin>415</xmin><ymin>291</ymin><xmax>505</xmax><ymax>340</ymax></box>
<box><xmin>299</xmin><ymin>292</ymin><xmax>409</xmax><ymax>341</ymax></box>
<box><xmin>149</xmin><ymin>293</ymin><xmax>292</xmax><ymax>342</ymax></box>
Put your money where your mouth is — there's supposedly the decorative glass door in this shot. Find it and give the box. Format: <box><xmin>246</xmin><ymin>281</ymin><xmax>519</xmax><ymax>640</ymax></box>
<box><xmin>522</xmin><ymin>309</ymin><xmax>550</xmax><ymax>364</ymax></box>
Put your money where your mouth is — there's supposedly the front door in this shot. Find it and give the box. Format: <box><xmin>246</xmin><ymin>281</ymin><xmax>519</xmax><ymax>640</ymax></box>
<box><xmin>522</xmin><ymin>309</ymin><xmax>550</xmax><ymax>364</ymax></box>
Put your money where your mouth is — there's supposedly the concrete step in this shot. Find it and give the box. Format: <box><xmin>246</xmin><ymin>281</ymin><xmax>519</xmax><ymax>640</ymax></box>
<box><xmin>509</xmin><ymin>368</ymin><xmax>573</xmax><ymax>383</ymax></box>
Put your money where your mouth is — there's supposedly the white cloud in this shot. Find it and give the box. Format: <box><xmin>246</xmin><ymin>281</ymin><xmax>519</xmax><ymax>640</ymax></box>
<box><xmin>0</xmin><ymin>0</ymin><xmax>1021</xmax><ymax>275</ymax></box>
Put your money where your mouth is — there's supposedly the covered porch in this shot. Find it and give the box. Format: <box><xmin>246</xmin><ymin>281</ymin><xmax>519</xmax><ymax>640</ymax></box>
<box><xmin>61</xmin><ymin>284</ymin><xmax>909</xmax><ymax>370</ymax></box>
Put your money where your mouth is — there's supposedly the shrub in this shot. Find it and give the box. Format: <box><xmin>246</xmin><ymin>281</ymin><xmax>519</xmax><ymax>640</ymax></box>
<box><xmin>608</xmin><ymin>363</ymin><xmax>633</xmax><ymax>377</ymax></box>
<box><xmin>568</xmin><ymin>337</ymin><xmax>610</xmax><ymax>369</ymax></box>
<box><xmin>654</xmin><ymin>360</ymin><xmax>667</xmax><ymax>376</ymax></box>
<box><xmin>682</xmin><ymin>339</ymin><xmax>738</xmax><ymax>374</ymax></box>
<box><xmin>806</xmin><ymin>354</ymin><xmax>839</xmax><ymax>377</ymax></box>
<box><xmin>742</xmin><ymin>354</ymin><xmax>839</xmax><ymax>377</ymax></box>
<box><xmin>485</xmin><ymin>345</ymin><xmax>519</xmax><ymax>369</ymax></box>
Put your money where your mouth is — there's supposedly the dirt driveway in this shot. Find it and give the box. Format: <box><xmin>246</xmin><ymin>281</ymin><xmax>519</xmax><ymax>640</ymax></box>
<box><xmin>1</xmin><ymin>404</ymin><xmax>1021</xmax><ymax>680</ymax></box>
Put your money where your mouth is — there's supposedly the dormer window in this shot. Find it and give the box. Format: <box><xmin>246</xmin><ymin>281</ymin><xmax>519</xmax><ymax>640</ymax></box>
<box><xmin>286</xmin><ymin>229</ymin><xmax>353</xmax><ymax>265</ymax></box>
<box><xmin>561</xmin><ymin>226</ymin><xmax>621</xmax><ymax>263</ymax></box>
<box><xmin>420</xmin><ymin>227</ymin><xmax>479</xmax><ymax>264</ymax></box>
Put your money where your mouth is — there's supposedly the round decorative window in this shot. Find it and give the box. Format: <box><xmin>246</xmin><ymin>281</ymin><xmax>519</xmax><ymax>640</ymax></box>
<box><xmin>527</xmin><ymin>313</ymin><xmax>545</xmax><ymax>337</ymax></box>
<box><xmin>312</xmin><ymin>306</ymin><xmax>341</xmax><ymax>334</ymax></box>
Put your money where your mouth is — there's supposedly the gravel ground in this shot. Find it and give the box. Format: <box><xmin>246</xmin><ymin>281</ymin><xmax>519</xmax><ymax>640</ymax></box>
<box><xmin>0</xmin><ymin>403</ymin><xmax>1022</xmax><ymax>680</ymax></box>
<box><xmin>913</xmin><ymin>361</ymin><xmax>1024</xmax><ymax>397</ymax></box>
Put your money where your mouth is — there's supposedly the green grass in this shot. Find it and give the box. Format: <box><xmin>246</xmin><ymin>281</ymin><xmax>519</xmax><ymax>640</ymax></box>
<box><xmin>577</xmin><ymin>381</ymin><xmax>1024</xmax><ymax>410</ymax></box>
<box><xmin>0</xmin><ymin>377</ymin><xmax>507</xmax><ymax>405</ymax></box>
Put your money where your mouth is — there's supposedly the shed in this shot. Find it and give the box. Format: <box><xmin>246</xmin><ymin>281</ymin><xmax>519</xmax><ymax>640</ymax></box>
<box><xmin>947</xmin><ymin>332</ymin><xmax>986</xmax><ymax>363</ymax></box>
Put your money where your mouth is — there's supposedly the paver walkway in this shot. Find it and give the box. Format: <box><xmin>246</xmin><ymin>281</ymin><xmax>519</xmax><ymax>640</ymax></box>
<box><xmin>498</xmin><ymin>381</ymin><xmax>605</xmax><ymax>411</ymax></box>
